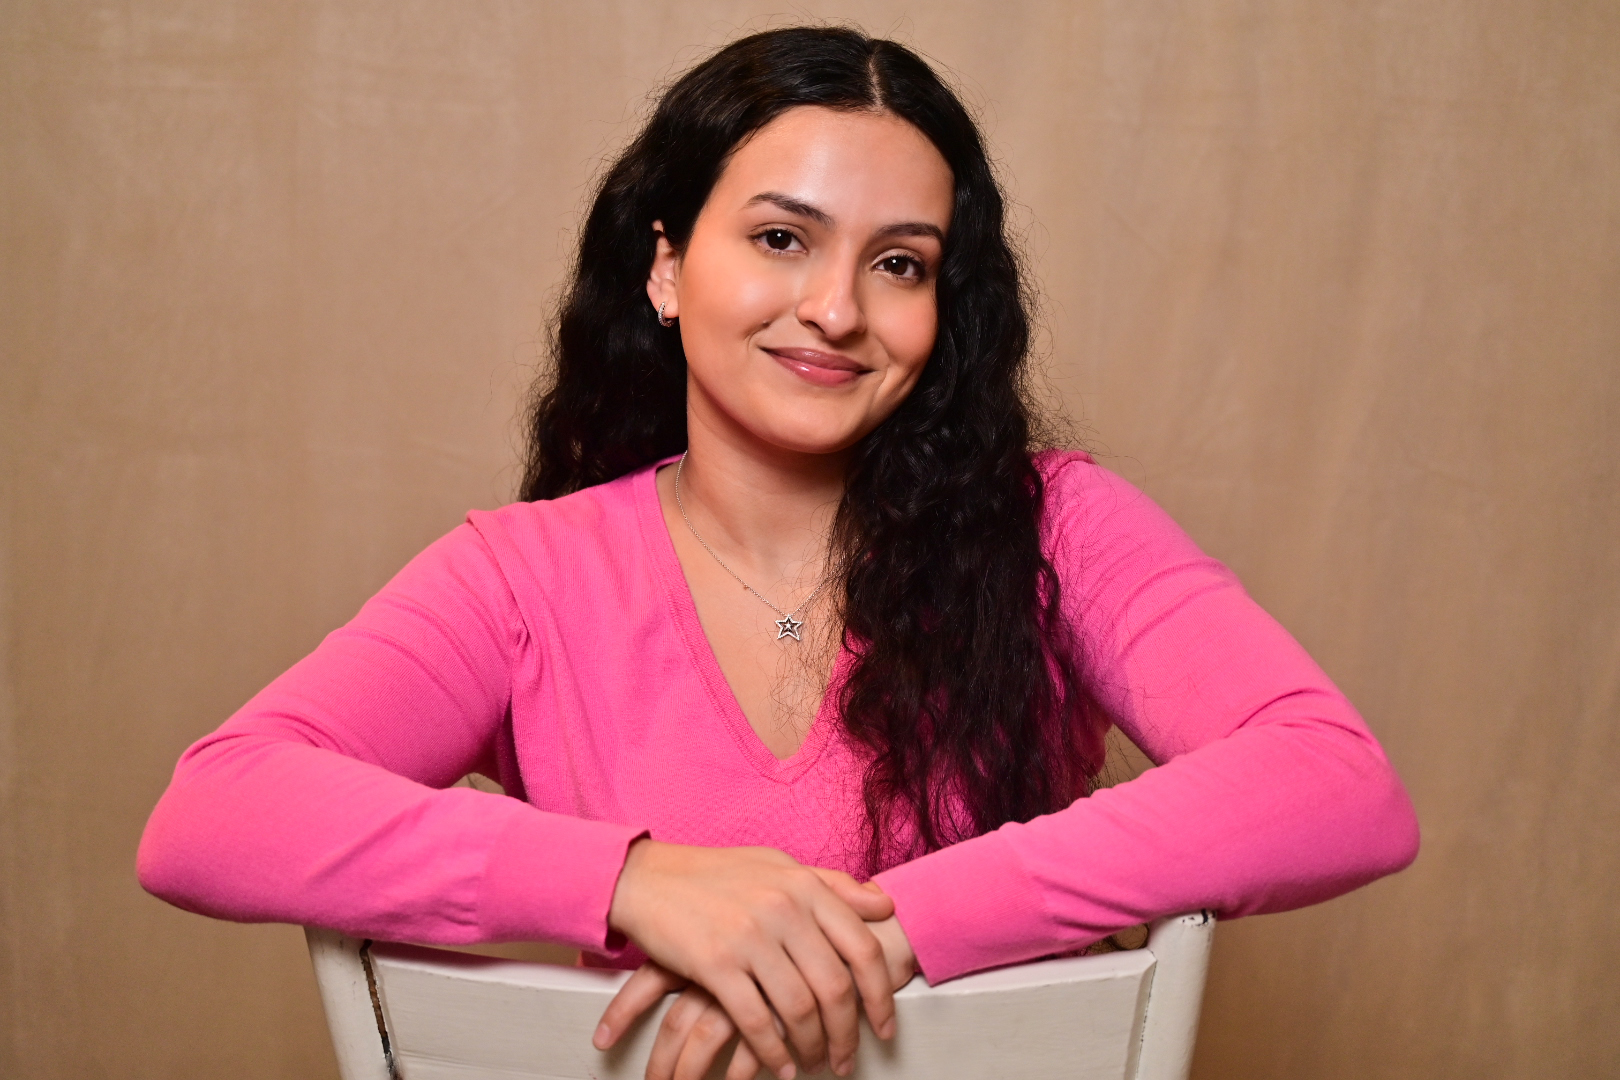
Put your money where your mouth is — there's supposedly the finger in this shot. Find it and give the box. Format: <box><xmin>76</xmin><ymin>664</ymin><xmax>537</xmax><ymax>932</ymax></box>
<box><xmin>810</xmin><ymin>868</ymin><xmax>894</xmax><ymax>922</ymax></box>
<box><xmin>813</xmin><ymin>898</ymin><xmax>898</xmax><ymax>1042</ymax></box>
<box><xmin>673</xmin><ymin>1000</ymin><xmax>738</xmax><ymax>1080</ymax></box>
<box><xmin>598</xmin><ymin>963</ymin><xmax>689</xmax><ymax>1050</ymax></box>
<box><xmin>706</xmin><ymin>970</ymin><xmax>798</xmax><ymax>1080</ymax></box>
<box><xmin>780</xmin><ymin>925</ymin><xmax>860</xmax><ymax>1074</ymax></box>
<box><xmin>749</xmin><ymin>945</ymin><xmax>828</xmax><ymax>1073</ymax></box>
<box><xmin>646</xmin><ymin>986</ymin><xmax>715</xmax><ymax>1080</ymax></box>
<box><xmin>726</xmin><ymin>1038</ymin><xmax>762</xmax><ymax>1080</ymax></box>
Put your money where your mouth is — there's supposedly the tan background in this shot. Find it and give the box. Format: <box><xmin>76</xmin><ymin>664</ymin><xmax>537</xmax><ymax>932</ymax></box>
<box><xmin>3</xmin><ymin>1</ymin><xmax>1617</xmax><ymax>1077</ymax></box>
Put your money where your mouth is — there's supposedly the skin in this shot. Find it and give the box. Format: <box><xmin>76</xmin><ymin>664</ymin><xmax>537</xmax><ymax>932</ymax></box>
<box><xmin>593</xmin><ymin>105</ymin><xmax>952</xmax><ymax>1080</ymax></box>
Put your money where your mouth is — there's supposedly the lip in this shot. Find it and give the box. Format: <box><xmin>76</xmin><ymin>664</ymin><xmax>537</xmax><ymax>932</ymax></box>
<box><xmin>764</xmin><ymin>347</ymin><xmax>871</xmax><ymax>388</ymax></box>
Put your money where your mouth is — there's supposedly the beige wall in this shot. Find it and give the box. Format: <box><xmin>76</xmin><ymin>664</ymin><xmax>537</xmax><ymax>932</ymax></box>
<box><xmin>3</xmin><ymin>2</ymin><xmax>1617</xmax><ymax>1077</ymax></box>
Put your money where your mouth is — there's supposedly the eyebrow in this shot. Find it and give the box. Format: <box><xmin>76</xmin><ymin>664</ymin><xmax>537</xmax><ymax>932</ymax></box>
<box><xmin>745</xmin><ymin>191</ymin><xmax>946</xmax><ymax>245</ymax></box>
<box><xmin>873</xmin><ymin>220</ymin><xmax>946</xmax><ymax>245</ymax></box>
<box><xmin>746</xmin><ymin>191</ymin><xmax>833</xmax><ymax>227</ymax></box>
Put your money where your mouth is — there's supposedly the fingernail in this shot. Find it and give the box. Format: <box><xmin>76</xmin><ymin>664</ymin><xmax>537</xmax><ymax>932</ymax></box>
<box><xmin>835</xmin><ymin>1059</ymin><xmax>854</xmax><ymax>1076</ymax></box>
<box><xmin>880</xmin><ymin>1019</ymin><xmax>896</xmax><ymax>1039</ymax></box>
<box><xmin>592</xmin><ymin>1022</ymin><xmax>611</xmax><ymax>1048</ymax></box>
<box><xmin>777</xmin><ymin>1065</ymin><xmax>796</xmax><ymax>1080</ymax></box>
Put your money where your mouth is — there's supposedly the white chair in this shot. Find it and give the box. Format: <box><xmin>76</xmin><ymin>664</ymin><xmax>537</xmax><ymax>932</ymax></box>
<box><xmin>306</xmin><ymin>911</ymin><xmax>1213</xmax><ymax>1080</ymax></box>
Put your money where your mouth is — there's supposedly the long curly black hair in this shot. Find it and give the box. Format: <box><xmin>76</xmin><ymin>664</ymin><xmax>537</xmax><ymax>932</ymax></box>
<box><xmin>521</xmin><ymin>26</ymin><xmax>1105</xmax><ymax>872</ymax></box>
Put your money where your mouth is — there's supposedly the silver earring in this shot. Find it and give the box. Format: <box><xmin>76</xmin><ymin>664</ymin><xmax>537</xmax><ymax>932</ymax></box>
<box><xmin>657</xmin><ymin>301</ymin><xmax>676</xmax><ymax>327</ymax></box>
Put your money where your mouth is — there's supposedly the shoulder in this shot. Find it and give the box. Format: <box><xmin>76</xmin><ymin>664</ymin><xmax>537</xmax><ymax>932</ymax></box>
<box><xmin>1033</xmin><ymin>449</ymin><xmax>1167</xmax><ymax>534</ymax></box>
<box><xmin>1031</xmin><ymin>449</ymin><xmax>1218</xmax><ymax>584</ymax></box>
<box><xmin>469</xmin><ymin>466</ymin><xmax>644</xmax><ymax>546</ymax></box>
<box><xmin>459</xmin><ymin>464</ymin><xmax>659</xmax><ymax>601</ymax></box>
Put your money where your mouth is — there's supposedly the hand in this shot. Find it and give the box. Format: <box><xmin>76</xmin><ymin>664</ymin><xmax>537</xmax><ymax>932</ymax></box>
<box><xmin>599</xmin><ymin>841</ymin><xmax>898</xmax><ymax>1078</ymax></box>
<box><xmin>603</xmin><ymin>966</ymin><xmax>767</xmax><ymax>1080</ymax></box>
<box><xmin>597</xmin><ymin>883</ymin><xmax>920</xmax><ymax>1080</ymax></box>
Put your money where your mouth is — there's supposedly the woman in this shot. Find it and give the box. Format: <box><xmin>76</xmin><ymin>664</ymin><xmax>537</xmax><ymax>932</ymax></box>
<box><xmin>137</xmin><ymin>26</ymin><xmax>1419</xmax><ymax>1080</ymax></box>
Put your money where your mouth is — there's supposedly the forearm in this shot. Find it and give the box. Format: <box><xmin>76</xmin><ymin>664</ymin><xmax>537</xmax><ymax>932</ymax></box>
<box><xmin>875</xmin><ymin>712</ymin><xmax>1418</xmax><ymax>983</ymax></box>
<box><xmin>137</xmin><ymin>730</ymin><xmax>646</xmax><ymax>949</ymax></box>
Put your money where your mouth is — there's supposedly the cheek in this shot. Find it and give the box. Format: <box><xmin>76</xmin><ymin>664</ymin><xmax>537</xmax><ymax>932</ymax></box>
<box><xmin>879</xmin><ymin>291</ymin><xmax>939</xmax><ymax>383</ymax></box>
<box><xmin>681</xmin><ymin>243</ymin><xmax>793</xmax><ymax>336</ymax></box>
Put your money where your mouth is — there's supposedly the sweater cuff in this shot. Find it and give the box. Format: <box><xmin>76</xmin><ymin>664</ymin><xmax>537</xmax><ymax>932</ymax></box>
<box><xmin>479</xmin><ymin>806</ymin><xmax>647</xmax><ymax>951</ymax></box>
<box><xmin>872</xmin><ymin>830</ymin><xmax>1060</xmax><ymax>984</ymax></box>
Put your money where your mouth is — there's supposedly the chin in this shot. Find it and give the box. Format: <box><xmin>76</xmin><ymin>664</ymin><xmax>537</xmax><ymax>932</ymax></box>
<box><xmin>755</xmin><ymin>419</ymin><xmax>869</xmax><ymax>457</ymax></box>
<box><xmin>724</xmin><ymin>393</ymin><xmax>856</xmax><ymax>452</ymax></box>
<box><xmin>767</xmin><ymin>435</ymin><xmax>863</xmax><ymax>458</ymax></box>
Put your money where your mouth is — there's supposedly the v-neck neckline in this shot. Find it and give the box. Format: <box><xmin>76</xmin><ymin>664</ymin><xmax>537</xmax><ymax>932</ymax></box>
<box><xmin>634</xmin><ymin>457</ymin><xmax>843</xmax><ymax>784</ymax></box>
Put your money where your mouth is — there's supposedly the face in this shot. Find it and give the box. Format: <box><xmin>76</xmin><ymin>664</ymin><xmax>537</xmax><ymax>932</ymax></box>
<box><xmin>647</xmin><ymin>106</ymin><xmax>954</xmax><ymax>457</ymax></box>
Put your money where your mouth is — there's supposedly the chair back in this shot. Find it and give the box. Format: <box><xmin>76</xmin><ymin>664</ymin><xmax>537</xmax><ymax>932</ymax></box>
<box><xmin>306</xmin><ymin>911</ymin><xmax>1213</xmax><ymax>1080</ymax></box>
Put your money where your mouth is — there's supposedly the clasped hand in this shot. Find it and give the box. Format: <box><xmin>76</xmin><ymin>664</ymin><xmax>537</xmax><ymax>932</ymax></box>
<box><xmin>594</xmin><ymin>840</ymin><xmax>916</xmax><ymax>1080</ymax></box>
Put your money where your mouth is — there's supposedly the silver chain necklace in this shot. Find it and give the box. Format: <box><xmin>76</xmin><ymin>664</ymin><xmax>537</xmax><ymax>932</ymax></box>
<box><xmin>673</xmin><ymin>452</ymin><xmax>827</xmax><ymax>642</ymax></box>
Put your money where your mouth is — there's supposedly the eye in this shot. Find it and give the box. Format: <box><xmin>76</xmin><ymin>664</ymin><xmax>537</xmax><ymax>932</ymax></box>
<box><xmin>878</xmin><ymin>254</ymin><xmax>924</xmax><ymax>280</ymax></box>
<box><xmin>759</xmin><ymin>228</ymin><xmax>799</xmax><ymax>251</ymax></box>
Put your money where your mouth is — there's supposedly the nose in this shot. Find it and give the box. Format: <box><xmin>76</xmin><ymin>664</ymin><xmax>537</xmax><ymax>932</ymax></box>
<box><xmin>795</xmin><ymin>246</ymin><xmax>867</xmax><ymax>343</ymax></box>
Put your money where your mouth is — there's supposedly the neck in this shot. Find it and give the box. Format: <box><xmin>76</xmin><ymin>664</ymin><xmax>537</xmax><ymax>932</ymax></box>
<box><xmin>671</xmin><ymin>400</ymin><xmax>847</xmax><ymax>585</ymax></box>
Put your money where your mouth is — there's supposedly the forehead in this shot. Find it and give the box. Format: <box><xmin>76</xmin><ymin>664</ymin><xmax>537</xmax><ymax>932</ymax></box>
<box><xmin>710</xmin><ymin>106</ymin><xmax>954</xmax><ymax>229</ymax></box>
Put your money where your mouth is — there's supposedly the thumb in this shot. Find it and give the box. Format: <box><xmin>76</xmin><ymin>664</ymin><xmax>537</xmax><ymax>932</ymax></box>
<box><xmin>812</xmin><ymin>868</ymin><xmax>896</xmax><ymax>921</ymax></box>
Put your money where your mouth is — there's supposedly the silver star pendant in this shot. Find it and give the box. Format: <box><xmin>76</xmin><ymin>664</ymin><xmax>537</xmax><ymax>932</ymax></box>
<box><xmin>774</xmin><ymin>613</ymin><xmax>804</xmax><ymax>642</ymax></box>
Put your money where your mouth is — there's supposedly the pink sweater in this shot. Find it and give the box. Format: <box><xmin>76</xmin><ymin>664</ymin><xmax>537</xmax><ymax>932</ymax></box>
<box><xmin>137</xmin><ymin>452</ymin><xmax>1418</xmax><ymax>983</ymax></box>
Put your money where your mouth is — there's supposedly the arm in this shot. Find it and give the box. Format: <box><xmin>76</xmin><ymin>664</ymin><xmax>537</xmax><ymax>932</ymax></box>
<box><xmin>872</xmin><ymin>458</ymin><xmax>1420</xmax><ymax>983</ymax></box>
<box><xmin>139</xmin><ymin>517</ymin><xmax>900</xmax><ymax>1077</ymax></box>
<box><xmin>136</xmin><ymin>520</ymin><xmax>645</xmax><ymax>951</ymax></box>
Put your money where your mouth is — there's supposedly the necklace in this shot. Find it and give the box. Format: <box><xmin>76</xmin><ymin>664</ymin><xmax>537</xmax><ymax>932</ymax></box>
<box><xmin>673</xmin><ymin>452</ymin><xmax>827</xmax><ymax>642</ymax></box>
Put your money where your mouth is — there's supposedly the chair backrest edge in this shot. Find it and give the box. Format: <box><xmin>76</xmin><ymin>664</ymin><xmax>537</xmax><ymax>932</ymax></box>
<box><xmin>305</xmin><ymin>927</ymin><xmax>395</xmax><ymax>1080</ymax></box>
<box><xmin>1131</xmin><ymin>911</ymin><xmax>1216</xmax><ymax>1080</ymax></box>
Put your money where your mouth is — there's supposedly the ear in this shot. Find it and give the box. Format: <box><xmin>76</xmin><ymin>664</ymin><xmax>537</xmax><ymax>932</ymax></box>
<box><xmin>645</xmin><ymin>220</ymin><xmax>680</xmax><ymax>321</ymax></box>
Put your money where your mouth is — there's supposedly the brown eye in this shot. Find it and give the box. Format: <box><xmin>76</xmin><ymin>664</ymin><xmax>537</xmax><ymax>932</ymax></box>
<box><xmin>881</xmin><ymin>255</ymin><xmax>919</xmax><ymax>277</ymax></box>
<box><xmin>763</xmin><ymin>229</ymin><xmax>795</xmax><ymax>250</ymax></box>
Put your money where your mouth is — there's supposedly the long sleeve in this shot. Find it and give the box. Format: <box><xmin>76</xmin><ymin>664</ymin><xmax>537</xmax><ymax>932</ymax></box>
<box><xmin>873</xmin><ymin>456</ymin><xmax>1420</xmax><ymax>982</ymax></box>
<box><xmin>136</xmin><ymin>520</ymin><xmax>645</xmax><ymax>951</ymax></box>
